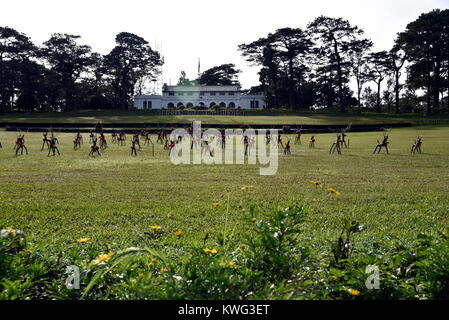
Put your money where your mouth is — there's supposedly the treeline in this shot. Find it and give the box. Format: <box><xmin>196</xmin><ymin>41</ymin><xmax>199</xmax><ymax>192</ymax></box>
<box><xmin>0</xmin><ymin>31</ymin><xmax>162</xmax><ymax>112</ymax></box>
<box><xmin>1</xmin><ymin>9</ymin><xmax>448</xmax><ymax>114</ymax></box>
<box><xmin>239</xmin><ymin>9</ymin><xmax>449</xmax><ymax>113</ymax></box>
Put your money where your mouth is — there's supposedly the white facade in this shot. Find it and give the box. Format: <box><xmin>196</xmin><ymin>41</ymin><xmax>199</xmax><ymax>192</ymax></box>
<box><xmin>134</xmin><ymin>85</ymin><xmax>265</xmax><ymax>110</ymax></box>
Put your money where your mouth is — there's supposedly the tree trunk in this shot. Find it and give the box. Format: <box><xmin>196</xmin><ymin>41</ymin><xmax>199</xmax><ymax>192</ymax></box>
<box><xmin>377</xmin><ymin>80</ymin><xmax>381</xmax><ymax>112</ymax></box>
<box><xmin>395</xmin><ymin>69</ymin><xmax>400</xmax><ymax>114</ymax></box>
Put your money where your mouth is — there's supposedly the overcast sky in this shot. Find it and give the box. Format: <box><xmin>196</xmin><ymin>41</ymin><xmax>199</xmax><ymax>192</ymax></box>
<box><xmin>1</xmin><ymin>0</ymin><xmax>448</xmax><ymax>91</ymax></box>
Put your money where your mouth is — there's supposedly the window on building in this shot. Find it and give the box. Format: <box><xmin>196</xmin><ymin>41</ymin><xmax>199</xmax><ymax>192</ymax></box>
<box><xmin>178</xmin><ymin>92</ymin><xmax>184</xmax><ymax>96</ymax></box>
<box><xmin>250</xmin><ymin>101</ymin><xmax>255</xmax><ymax>109</ymax></box>
<box><xmin>168</xmin><ymin>92</ymin><xmax>175</xmax><ymax>96</ymax></box>
<box><xmin>229</xmin><ymin>92</ymin><xmax>234</xmax><ymax>96</ymax></box>
<box><xmin>143</xmin><ymin>101</ymin><xmax>147</xmax><ymax>108</ymax></box>
<box><xmin>187</xmin><ymin>92</ymin><xmax>193</xmax><ymax>96</ymax></box>
<box><xmin>210</xmin><ymin>92</ymin><xmax>216</xmax><ymax>96</ymax></box>
<box><xmin>255</xmin><ymin>101</ymin><xmax>259</xmax><ymax>108</ymax></box>
<box><xmin>147</xmin><ymin>101</ymin><xmax>152</xmax><ymax>109</ymax></box>
<box><xmin>219</xmin><ymin>92</ymin><xmax>225</xmax><ymax>96</ymax></box>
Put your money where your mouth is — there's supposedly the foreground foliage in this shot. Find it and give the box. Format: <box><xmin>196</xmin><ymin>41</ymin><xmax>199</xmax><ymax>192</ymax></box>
<box><xmin>1</xmin><ymin>205</ymin><xmax>449</xmax><ymax>300</ymax></box>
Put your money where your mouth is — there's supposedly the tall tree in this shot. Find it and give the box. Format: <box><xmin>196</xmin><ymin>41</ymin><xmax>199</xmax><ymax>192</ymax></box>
<box><xmin>368</xmin><ymin>51</ymin><xmax>391</xmax><ymax>112</ymax></box>
<box><xmin>239</xmin><ymin>37</ymin><xmax>281</xmax><ymax>108</ymax></box>
<box><xmin>0</xmin><ymin>27</ymin><xmax>35</xmax><ymax>112</ymax></box>
<box><xmin>268</xmin><ymin>28</ymin><xmax>312</xmax><ymax>109</ymax></box>
<box><xmin>398</xmin><ymin>9</ymin><xmax>449</xmax><ymax>114</ymax></box>
<box><xmin>388</xmin><ymin>45</ymin><xmax>407</xmax><ymax>114</ymax></box>
<box><xmin>41</xmin><ymin>33</ymin><xmax>92</xmax><ymax>111</ymax></box>
<box><xmin>198</xmin><ymin>63</ymin><xmax>241</xmax><ymax>86</ymax></box>
<box><xmin>104</xmin><ymin>32</ymin><xmax>163</xmax><ymax>109</ymax></box>
<box><xmin>348</xmin><ymin>39</ymin><xmax>373</xmax><ymax>108</ymax></box>
<box><xmin>308</xmin><ymin>16</ymin><xmax>368</xmax><ymax>111</ymax></box>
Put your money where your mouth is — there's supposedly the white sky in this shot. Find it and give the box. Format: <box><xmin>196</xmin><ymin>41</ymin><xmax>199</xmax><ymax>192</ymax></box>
<box><xmin>1</xmin><ymin>0</ymin><xmax>448</xmax><ymax>91</ymax></box>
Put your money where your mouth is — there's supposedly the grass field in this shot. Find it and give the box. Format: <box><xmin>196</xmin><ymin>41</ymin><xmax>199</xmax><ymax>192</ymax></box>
<box><xmin>1</xmin><ymin>126</ymin><xmax>448</xmax><ymax>245</ymax></box>
<box><xmin>2</xmin><ymin>109</ymin><xmax>449</xmax><ymax>125</ymax></box>
<box><xmin>1</xmin><ymin>124</ymin><xmax>449</xmax><ymax>299</ymax></box>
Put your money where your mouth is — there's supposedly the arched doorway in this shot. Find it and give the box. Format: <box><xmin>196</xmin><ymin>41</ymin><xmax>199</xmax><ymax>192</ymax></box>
<box><xmin>177</xmin><ymin>102</ymin><xmax>184</xmax><ymax>108</ymax></box>
<box><xmin>186</xmin><ymin>102</ymin><xmax>193</xmax><ymax>108</ymax></box>
<box><xmin>167</xmin><ymin>102</ymin><xmax>175</xmax><ymax>108</ymax></box>
<box><xmin>219</xmin><ymin>102</ymin><xmax>226</xmax><ymax>108</ymax></box>
<box><xmin>209</xmin><ymin>102</ymin><xmax>216</xmax><ymax>107</ymax></box>
<box><xmin>228</xmin><ymin>102</ymin><xmax>235</xmax><ymax>108</ymax></box>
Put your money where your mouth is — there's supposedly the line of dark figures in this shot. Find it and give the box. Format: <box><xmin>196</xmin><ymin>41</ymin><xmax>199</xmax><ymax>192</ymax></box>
<box><xmin>1</xmin><ymin>129</ymin><xmax>424</xmax><ymax>157</ymax></box>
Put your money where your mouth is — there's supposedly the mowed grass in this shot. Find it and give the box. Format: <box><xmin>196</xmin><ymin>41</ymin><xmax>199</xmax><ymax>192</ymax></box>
<box><xmin>2</xmin><ymin>110</ymin><xmax>449</xmax><ymax>125</ymax></box>
<box><xmin>1</xmin><ymin>126</ymin><xmax>449</xmax><ymax>251</ymax></box>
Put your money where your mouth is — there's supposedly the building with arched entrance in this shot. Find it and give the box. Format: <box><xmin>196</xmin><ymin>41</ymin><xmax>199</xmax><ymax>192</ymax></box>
<box><xmin>134</xmin><ymin>85</ymin><xmax>265</xmax><ymax>110</ymax></box>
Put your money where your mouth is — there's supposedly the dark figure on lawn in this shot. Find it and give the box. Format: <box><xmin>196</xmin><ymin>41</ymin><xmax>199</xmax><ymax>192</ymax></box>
<box><xmin>373</xmin><ymin>134</ymin><xmax>389</xmax><ymax>154</ymax></box>
<box><xmin>111</xmin><ymin>131</ymin><xmax>118</xmax><ymax>143</ymax></box>
<box><xmin>99</xmin><ymin>133</ymin><xmax>108</xmax><ymax>150</ymax></box>
<box><xmin>15</xmin><ymin>135</ymin><xmax>28</xmax><ymax>155</ymax></box>
<box><xmin>329</xmin><ymin>134</ymin><xmax>342</xmax><ymax>155</ymax></box>
<box><xmin>118</xmin><ymin>132</ymin><xmax>126</xmax><ymax>146</ymax></box>
<box><xmin>89</xmin><ymin>131</ymin><xmax>95</xmax><ymax>143</ymax></box>
<box><xmin>340</xmin><ymin>123</ymin><xmax>352</xmax><ymax>148</ymax></box>
<box><xmin>130</xmin><ymin>136</ymin><xmax>139</xmax><ymax>156</ymax></box>
<box><xmin>133</xmin><ymin>133</ymin><xmax>141</xmax><ymax>150</ymax></box>
<box><xmin>168</xmin><ymin>140</ymin><xmax>176</xmax><ymax>156</ymax></box>
<box><xmin>73</xmin><ymin>133</ymin><xmax>82</xmax><ymax>150</ymax></box>
<box><xmin>266</xmin><ymin>132</ymin><xmax>271</xmax><ymax>145</ymax></box>
<box><xmin>89</xmin><ymin>136</ymin><xmax>101</xmax><ymax>156</ymax></box>
<box><xmin>277</xmin><ymin>134</ymin><xmax>284</xmax><ymax>148</ymax></box>
<box><xmin>284</xmin><ymin>141</ymin><xmax>291</xmax><ymax>155</ymax></box>
<box><xmin>294</xmin><ymin>130</ymin><xmax>302</xmax><ymax>145</ymax></box>
<box><xmin>41</xmin><ymin>132</ymin><xmax>51</xmax><ymax>150</ymax></box>
<box><xmin>143</xmin><ymin>132</ymin><xmax>153</xmax><ymax>146</ymax></box>
<box><xmin>48</xmin><ymin>136</ymin><xmax>60</xmax><ymax>156</ymax></box>
<box><xmin>411</xmin><ymin>136</ymin><xmax>423</xmax><ymax>154</ymax></box>
<box><xmin>309</xmin><ymin>136</ymin><xmax>316</xmax><ymax>148</ymax></box>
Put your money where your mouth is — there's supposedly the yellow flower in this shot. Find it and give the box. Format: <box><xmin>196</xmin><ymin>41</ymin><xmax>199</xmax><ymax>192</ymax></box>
<box><xmin>76</xmin><ymin>237</ymin><xmax>90</xmax><ymax>243</ymax></box>
<box><xmin>310</xmin><ymin>181</ymin><xmax>322</xmax><ymax>187</ymax></box>
<box><xmin>91</xmin><ymin>252</ymin><xmax>114</xmax><ymax>265</ymax></box>
<box><xmin>150</xmin><ymin>226</ymin><xmax>162</xmax><ymax>230</ymax></box>
<box><xmin>174</xmin><ymin>231</ymin><xmax>183</xmax><ymax>237</ymax></box>
<box><xmin>160</xmin><ymin>268</ymin><xmax>169</xmax><ymax>273</ymax></box>
<box><xmin>138</xmin><ymin>273</ymin><xmax>145</xmax><ymax>279</ymax></box>
<box><xmin>5</xmin><ymin>226</ymin><xmax>16</xmax><ymax>236</ymax></box>
<box><xmin>347</xmin><ymin>289</ymin><xmax>361</xmax><ymax>296</ymax></box>
<box><xmin>203</xmin><ymin>248</ymin><xmax>218</xmax><ymax>254</ymax></box>
<box><xmin>327</xmin><ymin>188</ymin><xmax>341</xmax><ymax>196</ymax></box>
<box><xmin>251</xmin><ymin>217</ymin><xmax>257</xmax><ymax>222</ymax></box>
<box><xmin>212</xmin><ymin>203</ymin><xmax>221</xmax><ymax>207</ymax></box>
<box><xmin>228</xmin><ymin>261</ymin><xmax>236</xmax><ymax>267</ymax></box>
<box><xmin>239</xmin><ymin>244</ymin><xmax>248</xmax><ymax>249</ymax></box>
<box><xmin>241</xmin><ymin>185</ymin><xmax>255</xmax><ymax>191</ymax></box>
<box><xmin>151</xmin><ymin>258</ymin><xmax>158</xmax><ymax>263</ymax></box>
<box><xmin>23</xmin><ymin>249</ymin><xmax>33</xmax><ymax>254</ymax></box>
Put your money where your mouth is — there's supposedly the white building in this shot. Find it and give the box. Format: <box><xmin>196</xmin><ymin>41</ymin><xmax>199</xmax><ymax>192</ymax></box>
<box><xmin>134</xmin><ymin>84</ymin><xmax>265</xmax><ymax>110</ymax></box>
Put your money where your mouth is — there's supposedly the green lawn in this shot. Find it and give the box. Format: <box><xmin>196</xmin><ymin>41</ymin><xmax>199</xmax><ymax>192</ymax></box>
<box><xmin>2</xmin><ymin>110</ymin><xmax>449</xmax><ymax>125</ymax></box>
<box><xmin>1</xmin><ymin>125</ymin><xmax>448</xmax><ymax>248</ymax></box>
